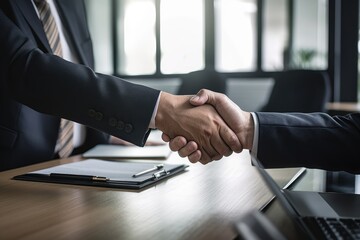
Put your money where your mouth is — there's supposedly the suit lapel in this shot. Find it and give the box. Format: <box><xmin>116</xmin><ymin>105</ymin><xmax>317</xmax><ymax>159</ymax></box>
<box><xmin>54</xmin><ymin>0</ymin><xmax>90</xmax><ymax>66</ymax></box>
<box><xmin>13</xmin><ymin>0</ymin><xmax>90</xmax><ymax>66</ymax></box>
<box><xmin>13</xmin><ymin>0</ymin><xmax>52</xmax><ymax>53</ymax></box>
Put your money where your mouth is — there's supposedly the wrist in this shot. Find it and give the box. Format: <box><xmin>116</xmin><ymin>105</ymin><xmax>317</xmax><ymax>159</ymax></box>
<box><xmin>238</xmin><ymin>111</ymin><xmax>254</xmax><ymax>150</ymax></box>
<box><xmin>155</xmin><ymin>92</ymin><xmax>176</xmax><ymax>133</ymax></box>
<box><xmin>155</xmin><ymin>92</ymin><xmax>167</xmax><ymax>130</ymax></box>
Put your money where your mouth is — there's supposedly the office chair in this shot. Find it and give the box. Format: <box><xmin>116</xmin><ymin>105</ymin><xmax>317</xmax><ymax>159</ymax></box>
<box><xmin>177</xmin><ymin>69</ymin><xmax>227</xmax><ymax>95</ymax></box>
<box><xmin>260</xmin><ymin>70</ymin><xmax>330</xmax><ymax>112</ymax></box>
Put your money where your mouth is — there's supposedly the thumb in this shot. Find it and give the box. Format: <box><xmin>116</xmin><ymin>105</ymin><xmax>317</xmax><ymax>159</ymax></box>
<box><xmin>190</xmin><ymin>89</ymin><xmax>210</xmax><ymax>106</ymax></box>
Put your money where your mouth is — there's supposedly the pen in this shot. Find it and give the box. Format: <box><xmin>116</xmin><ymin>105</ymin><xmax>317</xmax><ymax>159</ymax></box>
<box><xmin>132</xmin><ymin>164</ymin><xmax>164</xmax><ymax>178</ymax></box>
<box><xmin>50</xmin><ymin>173</ymin><xmax>109</xmax><ymax>182</ymax></box>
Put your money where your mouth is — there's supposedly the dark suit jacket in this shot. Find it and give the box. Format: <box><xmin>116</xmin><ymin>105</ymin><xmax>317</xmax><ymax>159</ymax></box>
<box><xmin>0</xmin><ymin>0</ymin><xmax>160</xmax><ymax>171</ymax></box>
<box><xmin>255</xmin><ymin>112</ymin><xmax>360</xmax><ymax>173</ymax></box>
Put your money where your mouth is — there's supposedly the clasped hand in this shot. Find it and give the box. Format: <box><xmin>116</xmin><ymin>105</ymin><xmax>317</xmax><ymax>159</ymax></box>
<box><xmin>159</xmin><ymin>90</ymin><xmax>254</xmax><ymax>164</ymax></box>
<box><xmin>155</xmin><ymin>92</ymin><xmax>243</xmax><ymax>164</ymax></box>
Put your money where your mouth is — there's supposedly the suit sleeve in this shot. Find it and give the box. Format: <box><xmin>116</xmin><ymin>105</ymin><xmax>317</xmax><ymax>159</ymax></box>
<box><xmin>255</xmin><ymin>112</ymin><xmax>360</xmax><ymax>173</ymax></box>
<box><xmin>0</xmin><ymin>9</ymin><xmax>160</xmax><ymax>147</ymax></box>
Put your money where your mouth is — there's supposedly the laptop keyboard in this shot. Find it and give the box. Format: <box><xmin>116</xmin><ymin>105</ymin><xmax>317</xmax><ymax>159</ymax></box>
<box><xmin>303</xmin><ymin>217</ymin><xmax>360</xmax><ymax>239</ymax></box>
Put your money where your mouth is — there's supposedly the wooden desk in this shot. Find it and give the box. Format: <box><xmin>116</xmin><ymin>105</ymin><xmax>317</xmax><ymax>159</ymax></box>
<box><xmin>326</xmin><ymin>102</ymin><xmax>360</xmax><ymax>113</ymax></box>
<box><xmin>0</xmin><ymin>151</ymin><xmax>303</xmax><ymax>240</ymax></box>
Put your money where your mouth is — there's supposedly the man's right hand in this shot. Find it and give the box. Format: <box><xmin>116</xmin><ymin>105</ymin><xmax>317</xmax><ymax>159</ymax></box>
<box><xmin>162</xmin><ymin>89</ymin><xmax>255</xmax><ymax>164</ymax></box>
<box><xmin>155</xmin><ymin>92</ymin><xmax>242</xmax><ymax>164</ymax></box>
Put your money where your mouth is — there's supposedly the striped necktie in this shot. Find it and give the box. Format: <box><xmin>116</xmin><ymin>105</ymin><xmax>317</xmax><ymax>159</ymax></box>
<box><xmin>34</xmin><ymin>0</ymin><xmax>74</xmax><ymax>158</ymax></box>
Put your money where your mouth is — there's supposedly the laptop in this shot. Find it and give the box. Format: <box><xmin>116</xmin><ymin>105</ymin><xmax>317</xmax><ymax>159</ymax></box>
<box><xmin>234</xmin><ymin>156</ymin><xmax>360</xmax><ymax>239</ymax></box>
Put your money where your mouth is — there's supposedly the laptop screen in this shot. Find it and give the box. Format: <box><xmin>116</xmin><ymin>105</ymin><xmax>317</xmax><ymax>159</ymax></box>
<box><xmin>251</xmin><ymin>156</ymin><xmax>312</xmax><ymax>239</ymax></box>
<box><xmin>251</xmin><ymin>156</ymin><xmax>300</xmax><ymax>218</ymax></box>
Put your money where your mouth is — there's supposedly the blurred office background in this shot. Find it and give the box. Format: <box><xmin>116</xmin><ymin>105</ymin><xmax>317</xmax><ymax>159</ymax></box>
<box><xmin>84</xmin><ymin>0</ymin><xmax>359</xmax><ymax>192</ymax></box>
<box><xmin>84</xmin><ymin>0</ymin><xmax>342</xmax><ymax>111</ymax></box>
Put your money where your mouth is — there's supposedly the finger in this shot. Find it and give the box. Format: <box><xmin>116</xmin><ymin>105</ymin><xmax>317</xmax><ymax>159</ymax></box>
<box><xmin>199</xmin><ymin>158</ymin><xmax>211</xmax><ymax>165</ymax></box>
<box><xmin>199</xmin><ymin>157</ymin><xmax>211</xmax><ymax>165</ymax></box>
<box><xmin>219</xmin><ymin>127</ymin><xmax>243</xmax><ymax>153</ymax></box>
<box><xmin>190</xmin><ymin>89</ymin><xmax>211</xmax><ymax>106</ymax></box>
<box><xmin>187</xmin><ymin>150</ymin><xmax>201</xmax><ymax>163</ymax></box>
<box><xmin>169</xmin><ymin>136</ymin><xmax>188</xmax><ymax>151</ymax></box>
<box><xmin>212</xmin><ymin>155</ymin><xmax>222</xmax><ymax>161</ymax></box>
<box><xmin>210</xmin><ymin>133</ymin><xmax>232</xmax><ymax>158</ymax></box>
<box><xmin>178</xmin><ymin>141</ymin><xmax>198</xmax><ymax>158</ymax></box>
<box><xmin>161</xmin><ymin>133</ymin><xmax>171</xmax><ymax>142</ymax></box>
<box><xmin>203</xmin><ymin>143</ymin><xmax>221</xmax><ymax>162</ymax></box>
<box><xmin>198</xmin><ymin>148</ymin><xmax>213</xmax><ymax>165</ymax></box>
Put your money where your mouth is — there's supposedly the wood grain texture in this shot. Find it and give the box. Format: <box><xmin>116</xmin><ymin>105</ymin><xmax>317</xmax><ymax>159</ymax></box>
<box><xmin>0</xmin><ymin>151</ymin><xmax>303</xmax><ymax>240</ymax></box>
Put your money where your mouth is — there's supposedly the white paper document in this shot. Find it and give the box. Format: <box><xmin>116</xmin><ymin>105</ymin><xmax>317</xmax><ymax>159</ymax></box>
<box><xmin>83</xmin><ymin>144</ymin><xmax>171</xmax><ymax>160</ymax></box>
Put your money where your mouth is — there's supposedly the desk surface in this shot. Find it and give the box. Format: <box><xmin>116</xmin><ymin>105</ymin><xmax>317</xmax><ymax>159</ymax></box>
<box><xmin>326</xmin><ymin>102</ymin><xmax>360</xmax><ymax>112</ymax></box>
<box><xmin>0</xmin><ymin>151</ymin><xmax>304</xmax><ymax>240</ymax></box>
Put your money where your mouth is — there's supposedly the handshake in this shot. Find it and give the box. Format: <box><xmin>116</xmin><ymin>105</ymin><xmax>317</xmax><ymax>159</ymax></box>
<box><xmin>155</xmin><ymin>89</ymin><xmax>255</xmax><ymax>164</ymax></box>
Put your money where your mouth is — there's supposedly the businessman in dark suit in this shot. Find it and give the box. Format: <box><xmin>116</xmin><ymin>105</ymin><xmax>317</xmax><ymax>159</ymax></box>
<box><xmin>165</xmin><ymin>89</ymin><xmax>360</xmax><ymax>173</ymax></box>
<box><xmin>0</xmin><ymin>1</ymin><xmax>241</xmax><ymax>171</ymax></box>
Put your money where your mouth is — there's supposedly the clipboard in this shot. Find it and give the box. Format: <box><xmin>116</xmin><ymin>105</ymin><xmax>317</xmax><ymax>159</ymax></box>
<box><xmin>13</xmin><ymin>159</ymin><xmax>189</xmax><ymax>190</ymax></box>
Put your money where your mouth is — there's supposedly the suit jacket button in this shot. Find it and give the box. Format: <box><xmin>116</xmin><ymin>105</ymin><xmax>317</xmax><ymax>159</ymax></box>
<box><xmin>95</xmin><ymin>112</ymin><xmax>103</xmax><ymax>121</ymax></box>
<box><xmin>88</xmin><ymin>109</ymin><xmax>96</xmax><ymax>118</ymax></box>
<box><xmin>117</xmin><ymin>120</ymin><xmax>125</xmax><ymax>130</ymax></box>
<box><xmin>109</xmin><ymin>117</ymin><xmax>117</xmax><ymax>127</ymax></box>
<box><xmin>125</xmin><ymin>124</ymin><xmax>133</xmax><ymax>133</ymax></box>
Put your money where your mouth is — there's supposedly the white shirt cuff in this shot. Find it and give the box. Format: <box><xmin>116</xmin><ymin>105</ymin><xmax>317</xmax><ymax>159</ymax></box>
<box><xmin>250</xmin><ymin>112</ymin><xmax>259</xmax><ymax>158</ymax></box>
<box><xmin>149</xmin><ymin>92</ymin><xmax>161</xmax><ymax>129</ymax></box>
